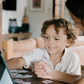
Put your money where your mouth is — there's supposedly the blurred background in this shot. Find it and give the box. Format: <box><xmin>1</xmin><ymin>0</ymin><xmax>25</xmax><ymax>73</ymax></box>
<box><xmin>2</xmin><ymin>0</ymin><xmax>83</xmax><ymax>39</ymax></box>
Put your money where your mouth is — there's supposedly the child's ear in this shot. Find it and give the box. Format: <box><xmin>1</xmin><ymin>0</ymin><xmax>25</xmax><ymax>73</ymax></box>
<box><xmin>66</xmin><ymin>39</ymin><xmax>72</xmax><ymax>46</ymax></box>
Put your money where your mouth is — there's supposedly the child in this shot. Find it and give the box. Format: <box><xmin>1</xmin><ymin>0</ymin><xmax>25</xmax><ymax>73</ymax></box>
<box><xmin>7</xmin><ymin>18</ymin><xmax>81</xmax><ymax>75</ymax></box>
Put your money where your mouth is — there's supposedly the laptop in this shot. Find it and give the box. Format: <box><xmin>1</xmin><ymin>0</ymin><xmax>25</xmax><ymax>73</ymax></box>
<box><xmin>0</xmin><ymin>51</ymin><xmax>18</xmax><ymax>84</ymax></box>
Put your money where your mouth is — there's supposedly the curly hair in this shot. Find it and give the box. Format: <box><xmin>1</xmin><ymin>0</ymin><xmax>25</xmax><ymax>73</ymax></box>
<box><xmin>41</xmin><ymin>18</ymin><xmax>77</xmax><ymax>47</ymax></box>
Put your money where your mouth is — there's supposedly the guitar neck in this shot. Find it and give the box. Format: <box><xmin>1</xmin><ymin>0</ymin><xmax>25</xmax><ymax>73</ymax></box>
<box><xmin>24</xmin><ymin>7</ymin><xmax>27</xmax><ymax>16</ymax></box>
<box><xmin>22</xmin><ymin>7</ymin><xmax>28</xmax><ymax>23</ymax></box>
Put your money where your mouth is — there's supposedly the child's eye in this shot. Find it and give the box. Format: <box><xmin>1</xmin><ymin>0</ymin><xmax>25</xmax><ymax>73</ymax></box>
<box><xmin>55</xmin><ymin>38</ymin><xmax>59</xmax><ymax>40</ymax></box>
<box><xmin>45</xmin><ymin>36</ymin><xmax>49</xmax><ymax>39</ymax></box>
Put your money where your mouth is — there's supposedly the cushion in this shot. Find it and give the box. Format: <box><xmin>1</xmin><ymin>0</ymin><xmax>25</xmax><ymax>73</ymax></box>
<box><xmin>71</xmin><ymin>36</ymin><xmax>84</xmax><ymax>47</ymax></box>
<box><xmin>13</xmin><ymin>38</ymin><xmax>36</xmax><ymax>58</ymax></box>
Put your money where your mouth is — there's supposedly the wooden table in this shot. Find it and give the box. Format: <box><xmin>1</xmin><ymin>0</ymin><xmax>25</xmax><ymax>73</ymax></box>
<box><xmin>13</xmin><ymin>69</ymin><xmax>68</xmax><ymax>84</ymax></box>
<box><xmin>2</xmin><ymin>33</ymin><xmax>31</xmax><ymax>41</ymax></box>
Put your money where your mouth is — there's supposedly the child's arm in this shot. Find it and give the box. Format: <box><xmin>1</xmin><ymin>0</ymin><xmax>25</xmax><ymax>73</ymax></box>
<box><xmin>6</xmin><ymin>57</ymin><xmax>26</xmax><ymax>70</ymax></box>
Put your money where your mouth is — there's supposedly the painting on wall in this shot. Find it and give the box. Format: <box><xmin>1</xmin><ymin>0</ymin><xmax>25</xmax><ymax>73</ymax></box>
<box><xmin>29</xmin><ymin>0</ymin><xmax>44</xmax><ymax>11</ymax></box>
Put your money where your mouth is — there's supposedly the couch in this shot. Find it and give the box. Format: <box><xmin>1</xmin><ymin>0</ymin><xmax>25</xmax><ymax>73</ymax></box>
<box><xmin>2</xmin><ymin>37</ymin><xmax>44</xmax><ymax>60</ymax></box>
<box><xmin>2</xmin><ymin>36</ymin><xmax>84</xmax><ymax>66</ymax></box>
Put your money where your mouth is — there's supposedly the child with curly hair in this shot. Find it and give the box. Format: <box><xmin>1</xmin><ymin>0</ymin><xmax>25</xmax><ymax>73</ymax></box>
<box><xmin>7</xmin><ymin>18</ymin><xmax>81</xmax><ymax>75</ymax></box>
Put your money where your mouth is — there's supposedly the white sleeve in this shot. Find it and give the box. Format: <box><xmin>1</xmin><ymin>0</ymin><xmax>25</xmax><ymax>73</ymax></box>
<box><xmin>22</xmin><ymin>48</ymin><xmax>43</xmax><ymax>68</ymax></box>
<box><xmin>69</xmin><ymin>53</ymin><xmax>81</xmax><ymax>75</ymax></box>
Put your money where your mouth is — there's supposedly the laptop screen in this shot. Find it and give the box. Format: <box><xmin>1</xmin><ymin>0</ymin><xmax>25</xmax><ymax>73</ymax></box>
<box><xmin>0</xmin><ymin>51</ymin><xmax>15</xmax><ymax>84</ymax></box>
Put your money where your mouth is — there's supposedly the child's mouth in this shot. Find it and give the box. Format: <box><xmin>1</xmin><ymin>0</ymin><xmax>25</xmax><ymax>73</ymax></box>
<box><xmin>48</xmin><ymin>47</ymin><xmax>55</xmax><ymax>50</ymax></box>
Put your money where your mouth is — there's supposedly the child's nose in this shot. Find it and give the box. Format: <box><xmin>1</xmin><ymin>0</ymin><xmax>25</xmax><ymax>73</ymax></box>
<box><xmin>48</xmin><ymin>39</ymin><xmax>54</xmax><ymax>44</ymax></box>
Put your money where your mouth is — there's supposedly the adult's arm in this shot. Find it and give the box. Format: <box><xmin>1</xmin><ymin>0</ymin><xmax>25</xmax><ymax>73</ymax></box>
<box><xmin>72</xmin><ymin>76</ymin><xmax>84</xmax><ymax>84</ymax></box>
<box><xmin>53</xmin><ymin>70</ymin><xmax>82</xmax><ymax>83</ymax></box>
<box><xmin>34</xmin><ymin>60</ymin><xmax>82</xmax><ymax>83</ymax></box>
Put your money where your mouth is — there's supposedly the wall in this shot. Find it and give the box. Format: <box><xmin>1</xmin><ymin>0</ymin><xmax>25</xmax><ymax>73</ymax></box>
<box><xmin>2</xmin><ymin>0</ymin><xmax>53</xmax><ymax>38</ymax></box>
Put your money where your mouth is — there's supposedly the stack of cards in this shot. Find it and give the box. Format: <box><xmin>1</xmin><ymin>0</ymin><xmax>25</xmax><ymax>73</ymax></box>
<box><xmin>16</xmin><ymin>74</ymin><xmax>33</xmax><ymax>78</ymax></box>
<box><xmin>11</xmin><ymin>73</ymin><xmax>33</xmax><ymax>78</ymax></box>
<box><xmin>10</xmin><ymin>70</ymin><xmax>28</xmax><ymax>73</ymax></box>
<box><xmin>10</xmin><ymin>70</ymin><xmax>18</xmax><ymax>73</ymax></box>
<box><xmin>14</xmin><ymin>79</ymin><xmax>31</xmax><ymax>84</ymax></box>
<box><xmin>14</xmin><ymin>79</ymin><xmax>25</xmax><ymax>84</ymax></box>
<box><xmin>17</xmin><ymin>70</ymin><xmax>28</xmax><ymax>73</ymax></box>
<box><xmin>10</xmin><ymin>70</ymin><xmax>33</xmax><ymax>79</ymax></box>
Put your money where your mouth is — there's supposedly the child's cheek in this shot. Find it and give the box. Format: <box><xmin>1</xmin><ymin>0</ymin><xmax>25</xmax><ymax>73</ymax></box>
<box><xmin>44</xmin><ymin>43</ymin><xmax>47</xmax><ymax>47</ymax></box>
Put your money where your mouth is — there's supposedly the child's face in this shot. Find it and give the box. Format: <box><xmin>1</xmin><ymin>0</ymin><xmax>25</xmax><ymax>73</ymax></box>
<box><xmin>43</xmin><ymin>24</ymin><xmax>71</xmax><ymax>55</ymax></box>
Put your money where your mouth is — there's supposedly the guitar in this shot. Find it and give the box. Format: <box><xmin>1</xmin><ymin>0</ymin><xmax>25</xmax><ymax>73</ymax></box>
<box><xmin>22</xmin><ymin>7</ymin><xmax>28</xmax><ymax>24</ymax></box>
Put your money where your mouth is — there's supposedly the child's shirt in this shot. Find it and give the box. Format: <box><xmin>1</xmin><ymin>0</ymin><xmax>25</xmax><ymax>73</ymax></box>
<box><xmin>22</xmin><ymin>48</ymin><xmax>81</xmax><ymax>75</ymax></box>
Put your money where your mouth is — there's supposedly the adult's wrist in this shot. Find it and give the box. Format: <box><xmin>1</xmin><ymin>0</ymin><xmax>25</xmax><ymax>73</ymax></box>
<box><xmin>51</xmin><ymin>69</ymin><xmax>57</xmax><ymax>80</ymax></box>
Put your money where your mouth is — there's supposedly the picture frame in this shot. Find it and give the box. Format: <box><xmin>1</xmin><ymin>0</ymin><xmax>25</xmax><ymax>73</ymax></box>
<box><xmin>29</xmin><ymin>0</ymin><xmax>44</xmax><ymax>11</ymax></box>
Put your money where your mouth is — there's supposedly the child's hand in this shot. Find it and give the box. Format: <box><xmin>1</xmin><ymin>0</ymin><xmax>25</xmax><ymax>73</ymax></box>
<box><xmin>34</xmin><ymin>62</ymin><xmax>43</xmax><ymax>69</ymax></box>
<box><xmin>34</xmin><ymin>62</ymin><xmax>44</xmax><ymax>77</ymax></box>
<box><xmin>34</xmin><ymin>60</ymin><xmax>55</xmax><ymax>79</ymax></box>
